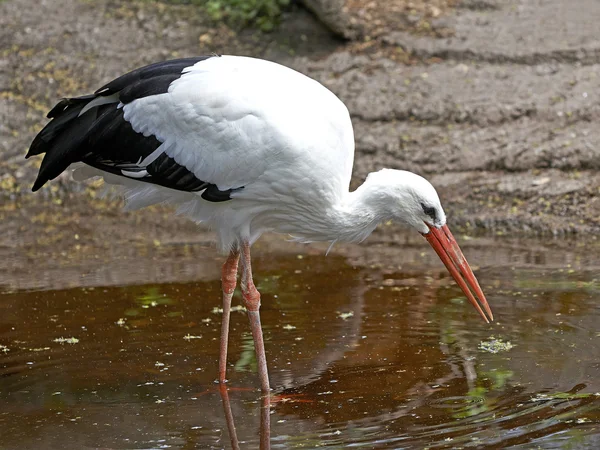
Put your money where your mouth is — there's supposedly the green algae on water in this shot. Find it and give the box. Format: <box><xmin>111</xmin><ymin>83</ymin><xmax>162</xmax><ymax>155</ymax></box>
<box><xmin>478</xmin><ymin>337</ymin><xmax>514</xmax><ymax>354</ymax></box>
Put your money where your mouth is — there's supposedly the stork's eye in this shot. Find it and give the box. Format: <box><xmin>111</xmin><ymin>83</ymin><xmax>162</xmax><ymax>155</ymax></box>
<box><xmin>421</xmin><ymin>202</ymin><xmax>437</xmax><ymax>221</ymax></box>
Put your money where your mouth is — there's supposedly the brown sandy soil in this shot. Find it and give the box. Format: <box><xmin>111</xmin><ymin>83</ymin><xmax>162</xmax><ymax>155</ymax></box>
<box><xmin>1</xmin><ymin>0</ymin><xmax>599</xmax><ymax>289</ymax></box>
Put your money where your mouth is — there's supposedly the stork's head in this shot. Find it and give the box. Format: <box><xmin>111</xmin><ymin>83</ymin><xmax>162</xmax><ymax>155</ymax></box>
<box><xmin>366</xmin><ymin>169</ymin><xmax>493</xmax><ymax>323</ymax></box>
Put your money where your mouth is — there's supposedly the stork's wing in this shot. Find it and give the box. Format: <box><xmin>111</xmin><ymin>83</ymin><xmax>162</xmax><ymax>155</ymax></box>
<box><xmin>27</xmin><ymin>56</ymin><xmax>261</xmax><ymax>201</ymax></box>
<box><xmin>28</xmin><ymin>55</ymin><xmax>352</xmax><ymax>201</ymax></box>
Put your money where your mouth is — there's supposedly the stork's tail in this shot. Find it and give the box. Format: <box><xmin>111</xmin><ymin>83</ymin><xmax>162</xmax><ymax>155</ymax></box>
<box><xmin>27</xmin><ymin>94</ymin><xmax>102</xmax><ymax>191</ymax></box>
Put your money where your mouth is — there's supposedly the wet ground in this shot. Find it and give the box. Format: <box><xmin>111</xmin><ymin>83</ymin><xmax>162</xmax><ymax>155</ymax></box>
<box><xmin>1</xmin><ymin>236</ymin><xmax>599</xmax><ymax>449</ymax></box>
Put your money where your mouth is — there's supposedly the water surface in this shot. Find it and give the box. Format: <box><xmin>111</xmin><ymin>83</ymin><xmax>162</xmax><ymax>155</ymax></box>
<box><xmin>1</xmin><ymin>239</ymin><xmax>599</xmax><ymax>448</ymax></box>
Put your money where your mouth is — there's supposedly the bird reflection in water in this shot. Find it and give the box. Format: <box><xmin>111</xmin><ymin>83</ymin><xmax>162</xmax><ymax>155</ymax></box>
<box><xmin>219</xmin><ymin>386</ymin><xmax>271</xmax><ymax>450</ymax></box>
<box><xmin>216</xmin><ymin>268</ymin><xmax>369</xmax><ymax>449</ymax></box>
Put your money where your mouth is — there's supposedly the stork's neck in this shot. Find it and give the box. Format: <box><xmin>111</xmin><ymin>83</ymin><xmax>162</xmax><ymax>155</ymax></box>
<box><xmin>273</xmin><ymin>169</ymin><xmax>439</xmax><ymax>244</ymax></box>
<box><xmin>324</xmin><ymin>175</ymin><xmax>395</xmax><ymax>244</ymax></box>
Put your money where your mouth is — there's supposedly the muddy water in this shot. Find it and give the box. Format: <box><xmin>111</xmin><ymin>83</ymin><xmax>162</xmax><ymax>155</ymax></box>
<box><xmin>1</xmin><ymin>241</ymin><xmax>599</xmax><ymax>449</ymax></box>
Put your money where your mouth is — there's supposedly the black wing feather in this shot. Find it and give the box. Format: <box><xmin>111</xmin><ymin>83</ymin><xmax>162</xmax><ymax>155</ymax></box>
<box><xmin>27</xmin><ymin>98</ymin><xmax>94</xmax><ymax>158</ymax></box>
<box><xmin>31</xmin><ymin>107</ymin><xmax>103</xmax><ymax>190</ymax></box>
<box><xmin>85</xmin><ymin>106</ymin><xmax>159</xmax><ymax>163</ymax></box>
<box><xmin>47</xmin><ymin>94</ymin><xmax>97</xmax><ymax>118</ymax></box>
<box><xmin>119</xmin><ymin>74</ymin><xmax>182</xmax><ymax>104</ymax></box>
<box><xmin>147</xmin><ymin>153</ymin><xmax>211</xmax><ymax>192</ymax></box>
<box><xmin>95</xmin><ymin>56</ymin><xmax>212</xmax><ymax>96</ymax></box>
<box><xmin>27</xmin><ymin>55</ymin><xmax>236</xmax><ymax>201</ymax></box>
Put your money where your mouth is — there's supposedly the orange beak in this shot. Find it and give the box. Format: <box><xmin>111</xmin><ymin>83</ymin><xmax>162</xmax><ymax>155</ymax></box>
<box><xmin>422</xmin><ymin>224</ymin><xmax>493</xmax><ymax>323</ymax></box>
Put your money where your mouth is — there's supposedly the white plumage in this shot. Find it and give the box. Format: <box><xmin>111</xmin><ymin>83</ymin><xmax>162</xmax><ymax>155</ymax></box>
<box><xmin>77</xmin><ymin>56</ymin><xmax>358</xmax><ymax>251</ymax></box>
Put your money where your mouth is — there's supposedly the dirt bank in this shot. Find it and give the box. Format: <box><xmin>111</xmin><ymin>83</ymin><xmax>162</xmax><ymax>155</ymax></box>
<box><xmin>1</xmin><ymin>0</ymin><xmax>598</xmax><ymax>288</ymax></box>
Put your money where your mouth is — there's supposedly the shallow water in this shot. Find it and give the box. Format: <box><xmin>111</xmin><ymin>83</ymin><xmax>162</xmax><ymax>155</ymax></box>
<box><xmin>1</xmin><ymin>240</ymin><xmax>599</xmax><ymax>449</ymax></box>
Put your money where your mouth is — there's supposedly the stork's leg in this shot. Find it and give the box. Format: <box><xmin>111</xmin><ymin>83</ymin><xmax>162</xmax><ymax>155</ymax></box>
<box><xmin>219</xmin><ymin>248</ymin><xmax>240</xmax><ymax>384</ymax></box>
<box><xmin>239</xmin><ymin>241</ymin><xmax>270</xmax><ymax>392</ymax></box>
<box><xmin>260</xmin><ymin>390</ymin><xmax>271</xmax><ymax>449</ymax></box>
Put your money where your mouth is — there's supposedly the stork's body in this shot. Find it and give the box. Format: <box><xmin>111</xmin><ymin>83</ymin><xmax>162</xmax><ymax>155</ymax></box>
<box><xmin>28</xmin><ymin>55</ymin><xmax>493</xmax><ymax>392</ymax></box>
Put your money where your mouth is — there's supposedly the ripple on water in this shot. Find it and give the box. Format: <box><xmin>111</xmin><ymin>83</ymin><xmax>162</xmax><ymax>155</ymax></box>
<box><xmin>1</xmin><ymin>253</ymin><xmax>599</xmax><ymax>448</ymax></box>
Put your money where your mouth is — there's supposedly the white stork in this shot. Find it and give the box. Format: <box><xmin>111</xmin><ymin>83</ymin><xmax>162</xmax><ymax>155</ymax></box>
<box><xmin>27</xmin><ymin>55</ymin><xmax>493</xmax><ymax>392</ymax></box>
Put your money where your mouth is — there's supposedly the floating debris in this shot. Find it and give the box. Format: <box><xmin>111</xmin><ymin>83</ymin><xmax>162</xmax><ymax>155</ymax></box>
<box><xmin>0</xmin><ymin>345</ymin><xmax>9</xmax><ymax>353</ymax></box>
<box><xmin>183</xmin><ymin>334</ymin><xmax>202</xmax><ymax>340</ymax></box>
<box><xmin>116</xmin><ymin>318</ymin><xmax>126</xmax><ymax>326</ymax></box>
<box><xmin>212</xmin><ymin>305</ymin><xmax>246</xmax><ymax>314</ymax></box>
<box><xmin>478</xmin><ymin>337</ymin><xmax>513</xmax><ymax>354</ymax></box>
<box><xmin>282</xmin><ymin>324</ymin><xmax>296</xmax><ymax>330</ymax></box>
<box><xmin>337</xmin><ymin>311</ymin><xmax>354</xmax><ymax>320</ymax></box>
<box><xmin>53</xmin><ymin>337</ymin><xmax>79</xmax><ymax>345</ymax></box>
<box><xmin>531</xmin><ymin>392</ymin><xmax>600</xmax><ymax>402</ymax></box>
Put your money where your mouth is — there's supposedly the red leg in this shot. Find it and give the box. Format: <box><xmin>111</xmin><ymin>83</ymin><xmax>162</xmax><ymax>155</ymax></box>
<box><xmin>260</xmin><ymin>389</ymin><xmax>271</xmax><ymax>450</ymax></box>
<box><xmin>239</xmin><ymin>242</ymin><xmax>271</xmax><ymax>393</ymax></box>
<box><xmin>219</xmin><ymin>248</ymin><xmax>240</xmax><ymax>384</ymax></box>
